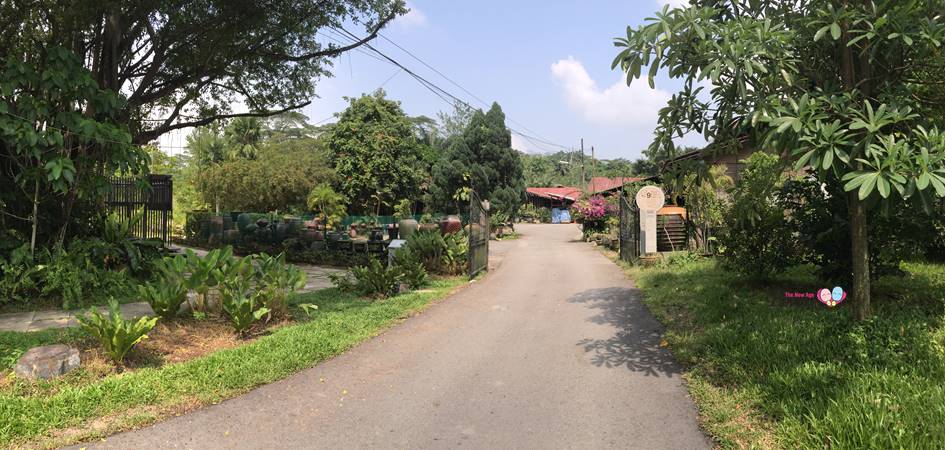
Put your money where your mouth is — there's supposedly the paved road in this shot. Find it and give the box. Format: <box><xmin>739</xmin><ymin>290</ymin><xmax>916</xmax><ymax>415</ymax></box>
<box><xmin>87</xmin><ymin>224</ymin><xmax>709</xmax><ymax>449</ymax></box>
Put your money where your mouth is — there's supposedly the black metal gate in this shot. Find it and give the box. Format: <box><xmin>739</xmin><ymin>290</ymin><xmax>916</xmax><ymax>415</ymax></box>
<box><xmin>468</xmin><ymin>190</ymin><xmax>489</xmax><ymax>278</ymax></box>
<box><xmin>105</xmin><ymin>174</ymin><xmax>173</xmax><ymax>243</ymax></box>
<box><xmin>619</xmin><ymin>195</ymin><xmax>640</xmax><ymax>263</ymax></box>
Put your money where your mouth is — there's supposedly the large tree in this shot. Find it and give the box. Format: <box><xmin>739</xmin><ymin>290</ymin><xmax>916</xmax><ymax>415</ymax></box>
<box><xmin>429</xmin><ymin>103</ymin><xmax>526</xmax><ymax>216</ymax></box>
<box><xmin>613</xmin><ymin>0</ymin><xmax>945</xmax><ymax>319</ymax></box>
<box><xmin>326</xmin><ymin>90</ymin><xmax>426</xmax><ymax>215</ymax></box>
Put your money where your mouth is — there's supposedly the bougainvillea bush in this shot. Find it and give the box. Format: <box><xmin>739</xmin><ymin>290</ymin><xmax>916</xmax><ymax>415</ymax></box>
<box><xmin>573</xmin><ymin>195</ymin><xmax>618</xmax><ymax>236</ymax></box>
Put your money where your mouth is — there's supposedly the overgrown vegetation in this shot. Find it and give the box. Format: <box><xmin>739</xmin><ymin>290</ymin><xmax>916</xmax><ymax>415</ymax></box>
<box><xmin>626</xmin><ymin>259</ymin><xmax>945</xmax><ymax>448</ymax></box>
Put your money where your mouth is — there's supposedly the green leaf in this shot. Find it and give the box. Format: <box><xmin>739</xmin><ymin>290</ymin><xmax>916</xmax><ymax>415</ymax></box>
<box><xmin>858</xmin><ymin>173</ymin><xmax>877</xmax><ymax>200</ymax></box>
<box><xmin>814</xmin><ymin>25</ymin><xmax>830</xmax><ymax>42</ymax></box>
<box><xmin>830</xmin><ymin>23</ymin><xmax>841</xmax><ymax>40</ymax></box>
<box><xmin>876</xmin><ymin>175</ymin><xmax>890</xmax><ymax>198</ymax></box>
<box><xmin>822</xmin><ymin>149</ymin><xmax>834</xmax><ymax>170</ymax></box>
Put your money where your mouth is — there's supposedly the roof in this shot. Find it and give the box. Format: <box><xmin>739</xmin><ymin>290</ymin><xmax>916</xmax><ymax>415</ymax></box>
<box><xmin>586</xmin><ymin>177</ymin><xmax>646</xmax><ymax>194</ymax></box>
<box><xmin>525</xmin><ymin>186</ymin><xmax>583</xmax><ymax>202</ymax></box>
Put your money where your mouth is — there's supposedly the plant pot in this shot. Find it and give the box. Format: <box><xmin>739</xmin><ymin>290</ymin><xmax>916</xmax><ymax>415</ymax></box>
<box><xmin>398</xmin><ymin>218</ymin><xmax>419</xmax><ymax>240</ymax></box>
<box><xmin>418</xmin><ymin>223</ymin><xmax>438</xmax><ymax>232</ymax></box>
<box><xmin>387</xmin><ymin>224</ymin><xmax>399</xmax><ymax>240</ymax></box>
<box><xmin>369</xmin><ymin>229</ymin><xmax>385</xmax><ymax>241</ymax></box>
<box><xmin>439</xmin><ymin>215</ymin><xmax>462</xmax><ymax>234</ymax></box>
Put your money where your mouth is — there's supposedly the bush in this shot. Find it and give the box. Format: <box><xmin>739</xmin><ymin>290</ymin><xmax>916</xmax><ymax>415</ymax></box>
<box><xmin>76</xmin><ymin>299</ymin><xmax>158</xmax><ymax>364</ymax></box>
<box><xmin>403</xmin><ymin>229</ymin><xmax>468</xmax><ymax>275</ymax></box>
<box><xmin>254</xmin><ymin>252</ymin><xmax>307</xmax><ymax>318</ymax></box>
<box><xmin>779</xmin><ymin>175</ymin><xmax>926</xmax><ymax>284</ymax></box>
<box><xmin>137</xmin><ymin>280</ymin><xmax>186</xmax><ymax>321</ymax></box>
<box><xmin>331</xmin><ymin>259</ymin><xmax>403</xmax><ymax>298</ymax></box>
<box><xmin>391</xmin><ymin>248</ymin><xmax>428</xmax><ymax>289</ymax></box>
<box><xmin>217</xmin><ymin>257</ymin><xmax>269</xmax><ymax>334</ymax></box>
<box><xmin>717</xmin><ymin>152</ymin><xmax>796</xmax><ymax>278</ymax></box>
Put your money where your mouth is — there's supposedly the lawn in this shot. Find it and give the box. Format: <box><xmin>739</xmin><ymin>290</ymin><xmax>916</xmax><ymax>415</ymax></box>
<box><xmin>0</xmin><ymin>277</ymin><xmax>466</xmax><ymax>449</ymax></box>
<box><xmin>622</xmin><ymin>258</ymin><xmax>945</xmax><ymax>449</ymax></box>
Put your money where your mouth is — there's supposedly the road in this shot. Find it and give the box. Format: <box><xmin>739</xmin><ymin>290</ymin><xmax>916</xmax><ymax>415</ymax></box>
<box><xmin>87</xmin><ymin>224</ymin><xmax>709</xmax><ymax>449</ymax></box>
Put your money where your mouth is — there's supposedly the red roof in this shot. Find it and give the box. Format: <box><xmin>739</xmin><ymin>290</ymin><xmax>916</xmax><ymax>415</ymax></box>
<box><xmin>526</xmin><ymin>186</ymin><xmax>583</xmax><ymax>201</ymax></box>
<box><xmin>586</xmin><ymin>177</ymin><xmax>645</xmax><ymax>194</ymax></box>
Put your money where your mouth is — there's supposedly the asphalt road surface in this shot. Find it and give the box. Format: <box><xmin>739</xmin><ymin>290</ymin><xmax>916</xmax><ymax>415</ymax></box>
<box><xmin>85</xmin><ymin>224</ymin><xmax>709</xmax><ymax>449</ymax></box>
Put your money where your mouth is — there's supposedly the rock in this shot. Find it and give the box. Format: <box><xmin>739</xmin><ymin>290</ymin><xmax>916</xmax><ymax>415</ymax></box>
<box><xmin>14</xmin><ymin>344</ymin><xmax>80</xmax><ymax>380</ymax></box>
<box><xmin>398</xmin><ymin>282</ymin><xmax>411</xmax><ymax>294</ymax></box>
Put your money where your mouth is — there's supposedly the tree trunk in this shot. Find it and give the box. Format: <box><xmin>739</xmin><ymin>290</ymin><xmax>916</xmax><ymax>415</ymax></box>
<box><xmin>30</xmin><ymin>177</ymin><xmax>40</xmax><ymax>258</ymax></box>
<box><xmin>849</xmin><ymin>193</ymin><xmax>871</xmax><ymax>320</ymax></box>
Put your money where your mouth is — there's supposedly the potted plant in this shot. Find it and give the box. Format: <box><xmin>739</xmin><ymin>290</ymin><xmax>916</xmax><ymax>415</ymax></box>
<box><xmin>418</xmin><ymin>213</ymin><xmax>438</xmax><ymax>232</ymax></box>
<box><xmin>306</xmin><ymin>183</ymin><xmax>347</xmax><ymax>233</ymax></box>
<box><xmin>393</xmin><ymin>199</ymin><xmax>416</xmax><ymax>240</ymax></box>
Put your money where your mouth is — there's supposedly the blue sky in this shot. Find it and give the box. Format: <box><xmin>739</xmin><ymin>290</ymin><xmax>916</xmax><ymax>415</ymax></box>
<box><xmin>156</xmin><ymin>0</ymin><xmax>701</xmax><ymax>160</ymax></box>
<box><xmin>297</xmin><ymin>0</ymin><xmax>702</xmax><ymax>161</ymax></box>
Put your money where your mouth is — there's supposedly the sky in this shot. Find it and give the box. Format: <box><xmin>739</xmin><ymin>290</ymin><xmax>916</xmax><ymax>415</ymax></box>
<box><xmin>160</xmin><ymin>0</ymin><xmax>703</xmax><ymax>160</ymax></box>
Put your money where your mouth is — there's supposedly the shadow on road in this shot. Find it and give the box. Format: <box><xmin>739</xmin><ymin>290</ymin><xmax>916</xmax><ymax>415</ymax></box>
<box><xmin>569</xmin><ymin>287</ymin><xmax>682</xmax><ymax>377</ymax></box>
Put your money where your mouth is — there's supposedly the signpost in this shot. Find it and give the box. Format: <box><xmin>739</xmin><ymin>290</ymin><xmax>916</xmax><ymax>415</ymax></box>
<box><xmin>635</xmin><ymin>186</ymin><xmax>665</xmax><ymax>255</ymax></box>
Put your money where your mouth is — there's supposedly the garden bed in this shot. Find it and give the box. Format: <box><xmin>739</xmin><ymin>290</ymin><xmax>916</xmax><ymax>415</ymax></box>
<box><xmin>612</xmin><ymin>256</ymin><xmax>945</xmax><ymax>448</ymax></box>
<box><xmin>0</xmin><ymin>277</ymin><xmax>466</xmax><ymax>449</ymax></box>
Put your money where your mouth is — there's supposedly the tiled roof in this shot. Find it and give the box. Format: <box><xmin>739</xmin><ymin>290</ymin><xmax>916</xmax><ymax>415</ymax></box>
<box><xmin>525</xmin><ymin>186</ymin><xmax>583</xmax><ymax>201</ymax></box>
<box><xmin>586</xmin><ymin>177</ymin><xmax>645</xmax><ymax>194</ymax></box>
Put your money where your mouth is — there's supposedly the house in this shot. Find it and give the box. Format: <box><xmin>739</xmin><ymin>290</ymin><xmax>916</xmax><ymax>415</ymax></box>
<box><xmin>661</xmin><ymin>138</ymin><xmax>755</xmax><ymax>183</ymax></box>
<box><xmin>525</xmin><ymin>186</ymin><xmax>583</xmax><ymax>209</ymax></box>
<box><xmin>585</xmin><ymin>177</ymin><xmax>648</xmax><ymax>196</ymax></box>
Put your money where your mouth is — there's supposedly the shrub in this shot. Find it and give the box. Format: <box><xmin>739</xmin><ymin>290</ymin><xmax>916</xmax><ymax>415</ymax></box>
<box><xmin>184</xmin><ymin>246</ymin><xmax>235</xmax><ymax>312</ymax></box>
<box><xmin>332</xmin><ymin>259</ymin><xmax>403</xmax><ymax>298</ymax></box>
<box><xmin>137</xmin><ymin>280</ymin><xmax>186</xmax><ymax>321</ymax></box>
<box><xmin>717</xmin><ymin>152</ymin><xmax>796</xmax><ymax>278</ymax></box>
<box><xmin>77</xmin><ymin>299</ymin><xmax>158</xmax><ymax>364</ymax></box>
<box><xmin>404</xmin><ymin>229</ymin><xmax>468</xmax><ymax>275</ymax></box>
<box><xmin>217</xmin><ymin>257</ymin><xmax>269</xmax><ymax>334</ymax></box>
<box><xmin>391</xmin><ymin>248</ymin><xmax>428</xmax><ymax>289</ymax></box>
<box><xmin>254</xmin><ymin>252</ymin><xmax>307</xmax><ymax>318</ymax></box>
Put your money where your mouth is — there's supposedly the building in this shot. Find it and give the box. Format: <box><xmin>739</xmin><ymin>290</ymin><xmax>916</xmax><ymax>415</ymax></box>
<box><xmin>525</xmin><ymin>186</ymin><xmax>583</xmax><ymax>209</ymax></box>
<box><xmin>585</xmin><ymin>177</ymin><xmax>648</xmax><ymax>196</ymax></box>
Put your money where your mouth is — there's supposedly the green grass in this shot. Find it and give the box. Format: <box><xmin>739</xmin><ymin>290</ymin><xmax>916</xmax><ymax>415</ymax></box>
<box><xmin>0</xmin><ymin>277</ymin><xmax>465</xmax><ymax>448</ymax></box>
<box><xmin>622</xmin><ymin>258</ymin><xmax>945</xmax><ymax>449</ymax></box>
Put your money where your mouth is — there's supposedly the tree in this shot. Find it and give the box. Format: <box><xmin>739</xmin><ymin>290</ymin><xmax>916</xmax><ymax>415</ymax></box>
<box><xmin>194</xmin><ymin>138</ymin><xmax>333</xmax><ymax>212</ymax></box>
<box><xmin>429</xmin><ymin>103</ymin><xmax>526</xmax><ymax>216</ymax></box>
<box><xmin>0</xmin><ymin>48</ymin><xmax>144</xmax><ymax>254</ymax></box>
<box><xmin>306</xmin><ymin>184</ymin><xmax>347</xmax><ymax>230</ymax></box>
<box><xmin>0</xmin><ymin>0</ymin><xmax>406</xmax><ymax>145</ymax></box>
<box><xmin>326</xmin><ymin>90</ymin><xmax>426</xmax><ymax>214</ymax></box>
<box><xmin>614</xmin><ymin>0</ymin><xmax>945</xmax><ymax>319</ymax></box>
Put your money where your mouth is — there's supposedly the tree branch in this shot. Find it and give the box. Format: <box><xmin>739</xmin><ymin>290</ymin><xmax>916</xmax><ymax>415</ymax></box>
<box><xmin>263</xmin><ymin>13</ymin><xmax>396</xmax><ymax>62</ymax></box>
<box><xmin>133</xmin><ymin>102</ymin><xmax>311</xmax><ymax>144</ymax></box>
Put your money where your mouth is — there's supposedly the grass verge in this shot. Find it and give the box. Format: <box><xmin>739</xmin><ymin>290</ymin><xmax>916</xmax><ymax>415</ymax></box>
<box><xmin>615</xmin><ymin>257</ymin><xmax>945</xmax><ymax>449</ymax></box>
<box><xmin>0</xmin><ymin>277</ymin><xmax>465</xmax><ymax>448</ymax></box>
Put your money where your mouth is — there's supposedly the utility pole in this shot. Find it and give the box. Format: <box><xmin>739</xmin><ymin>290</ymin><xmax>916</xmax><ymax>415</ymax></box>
<box><xmin>591</xmin><ymin>146</ymin><xmax>597</xmax><ymax>180</ymax></box>
<box><xmin>580</xmin><ymin>138</ymin><xmax>586</xmax><ymax>190</ymax></box>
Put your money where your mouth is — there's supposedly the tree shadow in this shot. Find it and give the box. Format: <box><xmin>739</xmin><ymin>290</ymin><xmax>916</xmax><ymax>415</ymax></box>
<box><xmin>569</xmin><ymin>287</ymin><xmax>683</xmax><ymax>377</ymax></box>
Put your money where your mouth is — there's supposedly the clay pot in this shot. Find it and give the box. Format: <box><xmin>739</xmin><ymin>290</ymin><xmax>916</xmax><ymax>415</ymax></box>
<box><xmin>439</xmin><ymin>215</ymin><xmax>462</xmax><ymax>234</ymax></box>
<box><xmin>399</xmin><ymin>218</ymin><xmax>419</xmax><ymax>240</ymax></box>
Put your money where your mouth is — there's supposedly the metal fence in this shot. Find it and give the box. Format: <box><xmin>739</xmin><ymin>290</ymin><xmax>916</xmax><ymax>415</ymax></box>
<box><xmin>618</xmin><ymin>195</ymin><xmax>640</xmax><ymax>263</ymax></box>
<box><xmin>468</xmin><ymin>191</ymin><xmax>489</xmax><ymax>278</ymax></box>
<box><xmin>105</xmin><ymin>174</ymin><xmax>172</xmax><ymax>243</ymax></box>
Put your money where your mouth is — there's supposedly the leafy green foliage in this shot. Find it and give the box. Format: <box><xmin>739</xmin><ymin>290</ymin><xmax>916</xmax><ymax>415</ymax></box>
<box><xmin>137</xmin><ymin>281</ymin><xmax>186</xmax><ymax>321</ymax></box>
<box><xmin>254</xmin><ymin>252</ymin><xmax>307</xmax><ymax>318</ymax></box>
<box><xmin>327</xmin><ymin>90</ymin><xmax>426</xmax><ymax>214</ymax></box>
<box><xmin>403</xmin><ymin>229</ymin><xmax>468</xmax><ymax>275</ymax></box>
<box><xmin>331</xmin><ymin>259</ymin><xmax>403</xmax><ymax>298</ymax></box>
<box><xmin>77</xmin><ymin>299</ymin><xmax>158</xmax><ymax>364</ymax></box>
<box><xmin>391</xmin><ymin>248</ymin><xmax>429</xmax><ymax>289</ymax></box>
<box><xmin>217</xmin><ymin>257</ymin><xmax>269</xmax><ymax>334</ymax></box>
<box><xmin>718</xmin><ymin>153</ymin><xmax>795</xmax><ymax>278</ymax></box>
<box><xmin>306</xmin><ymin>184</ymin><xmax>348</xmax><ymax>229</ymax></box>
<box><xmin>630</xmin><ymin>259</ymin><xmax>945</xmax><ymax>448</ymax></box>
<box><xmin>429</xmin><ymin>103</ymin><xmax>525</xmax><ymax>216</ymax></box>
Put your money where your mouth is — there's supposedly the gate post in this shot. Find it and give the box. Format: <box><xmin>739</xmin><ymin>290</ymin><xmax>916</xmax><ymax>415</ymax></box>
<box><xmin>468</xmin><ymin>191</ymin><xmax>490</xmax><ymax>278</ymax></box>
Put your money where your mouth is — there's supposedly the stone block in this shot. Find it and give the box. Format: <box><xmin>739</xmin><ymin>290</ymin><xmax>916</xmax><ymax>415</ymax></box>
<box><xmin>14</xmin><ymin>344</ymin><xmax>80</xmax><ymax>380</ymax></box>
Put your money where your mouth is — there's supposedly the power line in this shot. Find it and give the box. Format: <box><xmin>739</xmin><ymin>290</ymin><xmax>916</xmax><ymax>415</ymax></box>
<box><xmin>334</xmin><ymin>26</ymin><xmax>573</xmax><ymax>151</ymax></box>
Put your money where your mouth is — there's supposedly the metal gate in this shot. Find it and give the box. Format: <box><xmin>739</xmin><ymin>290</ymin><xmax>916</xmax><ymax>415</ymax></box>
<box><xmin>468</xmin><ymin>190</ymin><xmax>489</xmax><ymax>278</ymax></box>
<box><xmin>105</xmin><ymin>174</ymin><xmax>173</xmax><ymax>243</ymax></box>
<box><xmin>618</xmin><ymin>195</ymin><xmax>640</xmax><ymax>263</ymax></box>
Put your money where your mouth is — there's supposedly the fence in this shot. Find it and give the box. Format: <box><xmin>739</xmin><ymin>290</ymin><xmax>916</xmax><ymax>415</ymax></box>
<box><xmin>618</xmin><ymin>195</ymin><xmax>640</xmax><ymax>263</ymax></box>
<box><xmin>468</xmin><ymin>191</ymin><xmax>489</xmax><ymax>278</ymax></box>
<box><xmin>105</xmin><ymin>174</ymin><xmax>172</xmax><ymax>243</ymax></box>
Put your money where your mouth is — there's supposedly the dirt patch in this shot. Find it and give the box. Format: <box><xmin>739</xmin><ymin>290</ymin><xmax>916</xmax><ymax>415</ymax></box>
<box><xmin>1</xmin><ymin>317</ymin><xmax>291</xmax><ymax>398</ymax></box>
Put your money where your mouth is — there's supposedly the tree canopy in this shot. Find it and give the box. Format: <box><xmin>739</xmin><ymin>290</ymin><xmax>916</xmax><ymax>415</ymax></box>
<box><xmin>614</xmin><ymin>0</ymin><xmax>945</xmax><ymax>318</ymax></box>
<box><xmin>429</xmin><ymin>103</ymin><xmax>526</xmax><ymax>215</ymax></box>
<box><xmin>326</xmin><ymin>90</ymin><xmax>426</xmax><ymax>215</ymax></box>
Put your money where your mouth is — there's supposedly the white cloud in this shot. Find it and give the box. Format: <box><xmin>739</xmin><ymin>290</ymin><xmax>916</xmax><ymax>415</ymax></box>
<box><xmin>657</xmin><ymin>0</ymin><xmax>690</xmax><ymax>8</ymax></box>
<box><xmin>396</xmin><ymin>3</ymin><xmax>427</xmax><ymax>28</ymax></box>
<box><xmin>550</xmin><ymin>57</ymin><xmax>670</xmax><ymax>129</ymax></box>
